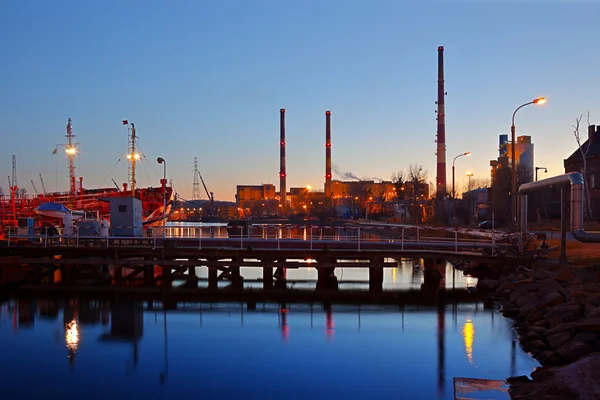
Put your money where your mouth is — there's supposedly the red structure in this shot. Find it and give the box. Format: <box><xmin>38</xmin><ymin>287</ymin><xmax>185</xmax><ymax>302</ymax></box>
<box><xmin>436</xmin><ymin>46</ymin><xmax>447</xmax><ymax>198</ymax></box>
<box><xmin>279</xmin><ymin>109</ymin><xmax>287</xmax><ymax>213</ymax></box>
<box><xmin>325</xmin><ymin>111</ymin><xmax>332</xmax><ymax>198</ymax></box>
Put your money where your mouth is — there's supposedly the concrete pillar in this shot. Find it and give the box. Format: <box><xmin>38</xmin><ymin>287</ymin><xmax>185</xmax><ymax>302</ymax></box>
<box><xmin>208</xmin><ymin>262</ymin><xmax>218</xmax><ymax>290</ymax></box>
<box><xmin>369</xmin><ymin>257</ymin><xmax>384</xmax><ymax>292</ymax></box>
<box><xmin>316</xmin><ymin>265</ymin><xmax>338</xmax><ymax>291</ymax></box>
<box><xmin>262</xmin><ymin>259</ymin><xmax>274</xmax><ymax>290</ymax></box>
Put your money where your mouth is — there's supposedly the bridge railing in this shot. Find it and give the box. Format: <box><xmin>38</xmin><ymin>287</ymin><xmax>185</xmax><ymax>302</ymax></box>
<box><xmin>4</xmin><ymin>223</ymin><xmax>510</xmax><ymax>254</ymax></box>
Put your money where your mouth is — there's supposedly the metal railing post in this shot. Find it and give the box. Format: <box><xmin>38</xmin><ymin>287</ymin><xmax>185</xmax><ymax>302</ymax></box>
<box><xmin>401</xmin><ymin>227</ymin><xmax>404</xmax><ymax>251</ymax></box>
<box><xmin>310</xmin><ymin>227</ymin><xmax>313</xmax><ymax>250</ymax></box>
<box><xmin>454</xmin><ymin>230</ymin><xmax>458</xmax><ymax>253</ymax></box>
<box><xmin>358</xmin><ymin>227</ymin><xmax>361</xmax><ymax>251</ymax></box>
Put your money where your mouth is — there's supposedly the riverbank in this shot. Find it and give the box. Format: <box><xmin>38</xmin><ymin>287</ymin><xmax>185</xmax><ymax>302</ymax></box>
<box><xmin>476</xmin><ymin>260</ymin><xmax>600</xmax><ymax>399</ymax></box>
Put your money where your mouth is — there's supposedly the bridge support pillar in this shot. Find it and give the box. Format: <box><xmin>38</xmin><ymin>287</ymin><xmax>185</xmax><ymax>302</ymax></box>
<box><xmin>424</xmin><ymin>258</ymin><xmax>446</xmax><ymax>289</ymax></box>
<box><xmin>369</xmin><ymin>257</ymin><xmax>384</xmax><ymax>292</ymax></box>
<box><xmin>161</xmin><ymin>265</ymin><xmax>172</xmax><ymax>288</ymax></box>
<box><xmin>262</xmin><ymin>259</ymin><xmax>274</xmax><ymax>290</ymax></box>
<box><xmin>274</xmin><ymin>259</ymin><xmax>287</xmax><ymax>290</ymax></box>
<box><xmin>208</xmin><ymin>262</ymin><xmax>218</xmax><ymax>290</ymax></box>
<box><xmin>316</xmin><ymin>265</ymin><xmax>338</xmax><ymax>291</ymax></box>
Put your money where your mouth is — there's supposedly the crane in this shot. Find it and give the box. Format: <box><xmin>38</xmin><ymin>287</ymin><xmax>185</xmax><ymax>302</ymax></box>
<box><xmin>31</xmin><ymin>180</ymin><xmax>39</xmax><ymax>195</ymax></box>
<box><xmin>111</xmin><ymin>178</ymin><xmax>121</xmax><ymax>191</ymax></box>
<box><xmin>197</xmin><ymin>170</ymin><xmax>214</xmax><ymax>217</ymax></box>
<box><xmin>39</xmin><ymin>173</ymin><xmax>47</xmax><ymax>195</ymax></box>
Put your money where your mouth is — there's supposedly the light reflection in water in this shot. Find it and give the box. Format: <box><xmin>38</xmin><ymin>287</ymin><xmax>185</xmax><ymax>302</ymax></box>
<box><xmin>65</xmin><ymin>319</ymin><xmax>79</xmax><ymax>359</ymax></box>
<box><xmin>462</xmin><ymin>317</ymin><xmax>475</xmax><ymax>364</ymax></box>
<box><xmin>392</xmin><ymin>267</ymin><xmax>397</xmax><ymax>284</ymax></box>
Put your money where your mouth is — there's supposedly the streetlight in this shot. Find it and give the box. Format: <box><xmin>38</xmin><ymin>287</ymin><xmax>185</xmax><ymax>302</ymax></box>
<box><xmin>452</xmin><ymin>152</ymin><xmax>471</xmax><ymax>226</ymax></box>
<box><xmin>157</xmin><ymin>157</ymin><xmax>167</xmax><ymax>235</ymax></box>
<box><xmin>535</xmin><ymin>167</ymin><xmax>548</xmax><ymax>181</ymax></box>
<box><xmin>466</xmin><ymin>171</ymin><xmax>474</xmax><ymax>191</ymax></box>
<box><xmin>511</xmin><ymin>97</ymin><xmax>546</xmax><ymax>224</ymax></box>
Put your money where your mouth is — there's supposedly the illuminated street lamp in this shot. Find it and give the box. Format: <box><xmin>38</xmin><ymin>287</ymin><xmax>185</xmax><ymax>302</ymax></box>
<box><xmin>466</xmin><ymin>171</ymin><xmax>474</xmax><ymax>191</ymax></box>
<box><xmin>511</xmin><ymin>97</ymin><xmax>546</xmax><ymax>224</ymax></box>
<box><xmin>452</xmin><ymin>152</ymin><xmax>471</xmax><ymax>226</ymax></box>
<box><xmin>157</xmin><ymin>157</ymin><xmax>167</xmax><ymax>235</ymax></box>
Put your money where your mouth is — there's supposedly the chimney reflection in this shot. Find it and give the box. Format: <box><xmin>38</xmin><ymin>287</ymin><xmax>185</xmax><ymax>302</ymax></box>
<box><xmin>279</xmin><ymin>304</ymin><xmax>289</xmax><ymax>341</ymax></box>
<box><xmin>437</xmin><ymin>302</ymin><xmax>445</xmax><ymax>398</ymax></box>
<box><xmin>325</xmin><ymin>307</ymin><xmax>334</xmax><ymax>340</ymax></box>
<box><xmin>462</xmin><ymin>316</ymin><xmax>475</xmax><ymax>364</ymax></box>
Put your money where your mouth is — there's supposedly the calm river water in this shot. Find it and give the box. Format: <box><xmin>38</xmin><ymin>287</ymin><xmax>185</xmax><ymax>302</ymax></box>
<box><xmin>0</xmin><ymin>269</ymin><xmax>538</xmax><ymax>400</ymax></box>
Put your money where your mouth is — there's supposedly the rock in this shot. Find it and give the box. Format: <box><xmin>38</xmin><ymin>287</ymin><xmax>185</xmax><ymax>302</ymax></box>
<box><xmin>521</xmin><ymin>331</ymin><xmax>541</xmax><ymax>343</ymax></box>
<box><xmin>526</xmin><ymin>307</ymin><xmax>544</xmax><ymax>323</ymax></box>
<box><xmin>545</xmin><ymin>304</ymin><xmax>581</xmax><ymax>321</ymax></box>
<box><xmin>586</xmin><ymin>306</ymin><xmax>600</xmax><ymax>318</ymax></box>
<box><xmin>495</xmin><ymin>280</ymin><xmax>514</xmax><ymax>293</ymax></box>
<box><xmin>532</xmin><ymin>319</ymin><xmax>550</xmax><ymax>328</ymax></box>
<box><xmin>572</xmin><ymin>332</ymin><xmax>597</xmax><ymax>346</ymax></box>
<box><xmin>528</xmin><ymin>325</ymin><xmax>547</xmax><ymax>335</ymax></box>
<box><xmin>503</xmin><ymin>308</ymin><xmax>520</xmax><ymax>318</ymax></box>
<box><xmin>510</xmin><ymin>286</ymin><xmax>531</xmax><ymax>302</ymax></box>
<box><xmin>530</xmin><ymin>268</ymin><xmax>557</xmax><ymax>281</ymax></box>
<box><xmin>547</xmin><ymin>332</ymin><xmax>571</xmax><ymax>350</ymax></box>
<box><xmin>518</xmin><ymin>303</ymin><xmax>537</xmax><ymax>319</ymax></box>
<box><xmin>555</xmin><ymin>268</ymin><xmax>576</xmax><ymax>282</ymax></box>
<box><xmin>515</xmin><ymin>293</ymin><xmax>540</xmax><ymax>308</ymax></box>
<box><xmin>539</xmin><ymin>291</ymin><xmax>565</xmax><ymax>308</ymax></box>
<box><xmin>526</xmin><ymin>340</ymin><xmax>548</xmax><ymax>351</ymax></box>
<box><xmin>477</xmin><ymin>278</ymin><xmax>499</xmax><ymax>292</ymax></box>
<box><xmin>514</xmin><ymin>278</ymin><xmax>534</xmax><ymax>287</ymax></box>
<box><xmin>543</xmin><ymin>322</ymin><xmax>577</xmax><ymax>338</ymax></box>
<box><xmin>556</xmin><ymin>341</ymin><xmax>593</xmax><ymax>363</ymax></box>
<box><xmin>575</xmin><ymin>317</ymin><xmax>600</xmax><ymax>332</ymax></box>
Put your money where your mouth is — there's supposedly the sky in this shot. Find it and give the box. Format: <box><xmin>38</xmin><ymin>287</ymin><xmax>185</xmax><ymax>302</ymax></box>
<box><xmin>1</xmin><ymin>0</ymin><xmax>598</xmax><ymax>201</ymax></box>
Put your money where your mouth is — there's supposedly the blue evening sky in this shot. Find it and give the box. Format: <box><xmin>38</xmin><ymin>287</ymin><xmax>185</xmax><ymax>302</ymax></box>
<box><xmin>1</xmin><ymin>0</ymin><xmax>598</xmax><ymax>201</ymax></box>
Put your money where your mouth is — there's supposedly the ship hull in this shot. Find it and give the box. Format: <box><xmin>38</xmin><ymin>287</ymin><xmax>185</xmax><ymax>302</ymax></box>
<box><xmin>1</xmin><ymin>186</ymin><xmax>174</xmax><ymax>228</ymax></box>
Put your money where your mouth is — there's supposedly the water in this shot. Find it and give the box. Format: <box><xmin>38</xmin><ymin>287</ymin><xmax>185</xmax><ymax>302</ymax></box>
<box><xmin>0</xmin><ymin>298</ymin><xmax>538</xmax><ymax>399</ymax></box>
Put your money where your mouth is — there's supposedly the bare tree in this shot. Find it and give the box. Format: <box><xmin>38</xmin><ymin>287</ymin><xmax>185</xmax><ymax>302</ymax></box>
<box><xmin>573</xmin><ymin>113</ymin><xmax>594</xmax><ymax>220</ymax></box>
<box><xmin>391</xmin><ymin>171</ymin><xmax>406</xmax><ymax>200</ymax></box>
<box><xmin>18</xmin><ymin>188</ymin><xmax>27</xmax><ymax>198</ymax></box>
<box><xmin>462</xmin><ymin>177</ymin><xmax>490</xmax><ymax>193</ymax></box>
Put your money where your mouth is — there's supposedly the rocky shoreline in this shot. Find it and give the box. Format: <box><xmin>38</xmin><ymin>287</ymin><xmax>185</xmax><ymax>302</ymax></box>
<box><xmin>473</xmin><ymin>261</ymin><xmax>600</xmax><ymax>399</ymax></box>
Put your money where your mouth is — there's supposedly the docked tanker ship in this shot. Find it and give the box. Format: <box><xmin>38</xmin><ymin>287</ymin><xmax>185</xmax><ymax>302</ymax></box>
<box><xmin>0</xmin><ymin>119</ymin><xmax>174</xmax><ymax>228</ymax></box>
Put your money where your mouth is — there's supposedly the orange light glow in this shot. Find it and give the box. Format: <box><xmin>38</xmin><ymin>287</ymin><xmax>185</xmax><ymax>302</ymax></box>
<box><xmin>533</xmin><ymin>97</ymin><xmax>546</xmax><ymax>104</ymax></box>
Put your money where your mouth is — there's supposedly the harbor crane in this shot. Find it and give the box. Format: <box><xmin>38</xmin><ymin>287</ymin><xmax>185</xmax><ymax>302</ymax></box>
<box><xmin>197</xmin><ymin>170</ymin><xmax>214</xmax><ymax>217</ymax></box>
<box><xmin>31</xmin><ymin>180</ymin><xmax>39</xmax><ymax>195</ymax></box>
<box><xmin>39</xmin><ymin>173</ymin><xmax>47</xmax><ymax>195</ymax></box>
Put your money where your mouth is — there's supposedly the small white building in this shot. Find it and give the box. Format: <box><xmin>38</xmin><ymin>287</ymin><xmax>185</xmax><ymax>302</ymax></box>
<box><xmin>104</xmin><ymin>197</ymin><xmax>143</xmax><ymax>237</ymax></box>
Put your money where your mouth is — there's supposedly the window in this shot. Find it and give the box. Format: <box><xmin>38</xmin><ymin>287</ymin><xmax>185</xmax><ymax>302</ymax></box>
<box><xmin>118</xmin><ymin>205</ymin><xmax>127</xmax><ymax>213</ymax></box>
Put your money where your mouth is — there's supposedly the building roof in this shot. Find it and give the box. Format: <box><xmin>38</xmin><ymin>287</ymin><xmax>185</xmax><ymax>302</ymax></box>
<box><xmin>565</xmin><ymin>126</ymin><xmax>600</xmax><ymax>163</ymax></box>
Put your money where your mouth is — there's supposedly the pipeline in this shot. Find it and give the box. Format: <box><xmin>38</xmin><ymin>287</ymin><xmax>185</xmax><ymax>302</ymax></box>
<box><xmin>518</xmin><ymin>172</ymin><xmax>600</xmax><ymax>243</ymax></box>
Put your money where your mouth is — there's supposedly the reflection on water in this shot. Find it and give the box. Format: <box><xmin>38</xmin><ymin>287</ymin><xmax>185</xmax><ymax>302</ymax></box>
<box><xmin>463</xmin><ymin>317</ymin><xmax>475</xmax><ymax>365</ymax></box>
<box><xmin>0</xmin><ymin>298</ymin><xmax>538</xmax><ymax>399</ymax></box>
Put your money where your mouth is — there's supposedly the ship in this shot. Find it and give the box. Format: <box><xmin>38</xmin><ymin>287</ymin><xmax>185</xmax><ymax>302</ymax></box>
<box><xmin>0</xmin><ymin>119</ymin><xmax>174</xmax><ymax>228</ymax></box>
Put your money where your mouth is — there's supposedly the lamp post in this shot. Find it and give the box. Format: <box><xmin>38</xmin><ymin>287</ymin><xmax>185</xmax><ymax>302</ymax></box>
<box><xmin>511</xmin><ymin>97</ymin><xmax>546</xmax><ymax>224</ymax></box>
<box><xmin>452</xmin><ymin>152</ymin><xmax>471</xmax><ymax>226</ymax></box>
<box><xmin>157</xmin><ymin>157</ymin><xmax>167</xmax><ymax>236</ymax></box>
<box><xmin>466</xmin><ymin>171</ymin><xmax>474</xmax><ymax>191</ymax></box>
<box><xmin>535</xmin><ymin>167</ymin><xmax>548</xmax><ymax>182</ymax></box>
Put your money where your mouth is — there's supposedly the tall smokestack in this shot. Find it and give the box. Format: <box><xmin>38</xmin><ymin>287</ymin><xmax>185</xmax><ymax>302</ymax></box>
<box><xmin>279</xmin><ymin>109</ymin><xmax>287</xmax><ymax>213</ymax></box>
<box><xmin>325</xmin><ymin>110</ymin><xmax>332</xmax><ymax>198</ymax></box>
<box><xmin>436</xmin><ymin>46</ymin><xmax>447</xmax><ymax>198</ymax></box>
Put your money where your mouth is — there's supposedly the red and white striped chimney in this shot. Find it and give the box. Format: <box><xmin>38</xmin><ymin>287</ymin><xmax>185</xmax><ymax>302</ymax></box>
<box><xmin>279</xmin><ymin>109</ymin><xmax>287</xmax><ymax>212</ymax></box>
<box><xmin>325</xmin><ymin>110</ymin><xmax>332</xmax><ymax>198</ymax></box>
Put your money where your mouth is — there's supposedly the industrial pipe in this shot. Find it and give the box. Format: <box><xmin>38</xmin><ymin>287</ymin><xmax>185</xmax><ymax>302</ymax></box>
<box><xmin>518</xmin><ymin>172</ymin><xmax>600</xmax><ymax>243</ymax></box>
